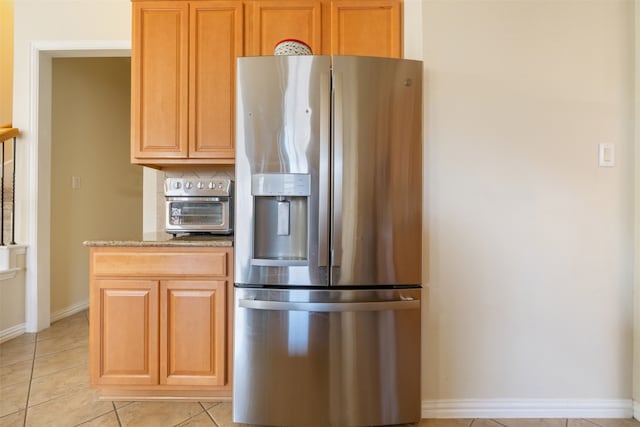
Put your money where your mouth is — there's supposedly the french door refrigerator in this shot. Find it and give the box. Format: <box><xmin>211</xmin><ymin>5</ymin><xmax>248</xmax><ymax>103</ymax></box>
<box><xmin>234</xmin><ymin>55</ymin><xmax>423</xmax><ymax>427</ymax></box>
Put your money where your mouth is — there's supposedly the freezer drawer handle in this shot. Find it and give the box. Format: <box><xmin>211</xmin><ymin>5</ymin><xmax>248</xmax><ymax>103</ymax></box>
<box><xmin>238</xmin><ymin>298</ymin><xmax>419</xmax><ymax>312</ymax></box>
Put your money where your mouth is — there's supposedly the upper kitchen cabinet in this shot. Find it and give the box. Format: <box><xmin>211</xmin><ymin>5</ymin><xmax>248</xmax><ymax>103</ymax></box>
<box><xmin>131</xmin><ymin>0</ymin><xmax>401</xmax><ymax>167</ymax></box>
<box><xmin>246</xmin><ymin>0</ymin><xmax>326</xmax><ymax>55</ymax></box>
<box><xmin>246</xmin><ymin>0</ymin><xmax>401</xmax><ymax>57</ymax></box>
<box><xmin>330</xmin><ymin>0</ymin><xmax>401</xmax><ymax>58</ymax></box>
<box><xmin>131</xmin><ymin>1</ymin><xmax>243</xmax><ymax>166</ymax></box>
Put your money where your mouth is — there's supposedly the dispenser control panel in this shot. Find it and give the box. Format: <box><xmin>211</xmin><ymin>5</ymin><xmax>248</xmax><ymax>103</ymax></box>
<box><xmin>251</xmin><ymin>173</ymin><xmax>311</xmax><ymax>196</ymax></box>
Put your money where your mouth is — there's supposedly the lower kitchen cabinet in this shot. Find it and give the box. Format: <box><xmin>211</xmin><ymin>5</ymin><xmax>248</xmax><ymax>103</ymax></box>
<box><xmin>91</xmin><ymin>279</ymin><xmax>160</xmax><ymax>386</ymax></box>
<box><xmin>88</xmin><ymin>245</ymin><xmax>233</xmax><ymax>399</ymax></box>
<box><xmin>161</xmin><ymin>280</ymin><xmax>227</xmax><ymax>386</ymax></box>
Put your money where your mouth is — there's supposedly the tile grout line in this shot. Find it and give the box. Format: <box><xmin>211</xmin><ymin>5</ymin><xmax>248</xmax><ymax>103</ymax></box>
<box><xmin>69</xmin><ymin>410</ymin><xmax>116</xmax><ymax>427</ymax></box>
<box><xmin>21</xmin><ymin>334</ymin><xmax>38</xmax><ymax>427</ymax></box>
<box><xmin>169</xmin><ymin>402</ymin><xmax>213</xmax><ymax>427</ymax></box>
<box><xmin>112</xmin><ymin>401</ymin><xmax>123</xmax><ymax>427</ymax></box>
<box><xmin>199</xmin><ymin>402</ymin><xmax>220</xmax><ymax>427</ymax></box>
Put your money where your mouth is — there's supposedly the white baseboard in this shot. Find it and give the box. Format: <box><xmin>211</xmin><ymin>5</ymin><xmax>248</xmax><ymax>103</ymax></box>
<box><xmin>633</xmin><ymin>401</ymin><xmax>640</xmax><ymax>421</ymax></box>
<box><xmin>422</xmin><ymin>399</ymin><xmax>634</xmax><ymax>419</ymax></box>
<box><xmin>50</xmin><ymin>300</ymin><xmax>89</xmax><ymax>323</ymax></box>
<box><xmin>0</xmin><ymin>301</ymin><xmax>88</xmax><ymax>343</ymax></box>
<box><xmin>0</xmin><ymin>322</ymin><xmax>25</xmax><ymax>344</ymax></box>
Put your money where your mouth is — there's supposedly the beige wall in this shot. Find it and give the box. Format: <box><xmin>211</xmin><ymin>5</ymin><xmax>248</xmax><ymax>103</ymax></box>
<box><xmin>635</xmin><ymin>0</ymin><xmax>640</xmax><ymax>415</ymax></box>
<box><xmin>420</xmin><ymin>0</ymin><xmax>634</xmax><ymax>405</ymax></box>
<box><xmin>0</xmin><ymin>0</ymin><xmax>13</xmax><ymax>126</ymax></box>
<box><xmin>50</xmin><ymin>57</ymin><xmax>141</xmax><ymax>318</ymax></box>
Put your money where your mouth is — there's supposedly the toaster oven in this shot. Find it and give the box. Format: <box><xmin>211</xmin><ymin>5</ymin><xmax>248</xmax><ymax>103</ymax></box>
<box><xmin>164</xmin><ymin>177</ymin><xmax>233</xmax><ymax>235</ymax></box>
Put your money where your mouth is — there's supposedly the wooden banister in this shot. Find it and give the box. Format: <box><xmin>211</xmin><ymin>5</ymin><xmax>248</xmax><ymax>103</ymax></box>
<box><xmin>0</xmin><ymin>127</ymin><xmax>19</xmax><ymax>142</ymax></box>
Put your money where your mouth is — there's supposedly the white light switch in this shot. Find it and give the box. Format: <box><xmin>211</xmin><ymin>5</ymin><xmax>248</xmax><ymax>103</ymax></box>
<box><xmin>599</xmin><ymin>143</ymin><xmax>615</xmax><ymax>167</ymax></box>
<box><xmin>71</xmin><ymin>176</ymin><xmax>81</xmax><ymax>189</ymax></box>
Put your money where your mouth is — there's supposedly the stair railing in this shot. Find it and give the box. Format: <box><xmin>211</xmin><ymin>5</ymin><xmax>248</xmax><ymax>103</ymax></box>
<box><xmin>0</xmin><ymin>126</ymin><xmax>18</xmax><ymax>246</ymax></box>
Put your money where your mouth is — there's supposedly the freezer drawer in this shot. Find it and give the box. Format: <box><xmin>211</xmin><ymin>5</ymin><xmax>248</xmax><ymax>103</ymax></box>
<box><xmin>233</xmin><ymin>287</ymin><xmax>421</xmax><ymax>427</ymax></box>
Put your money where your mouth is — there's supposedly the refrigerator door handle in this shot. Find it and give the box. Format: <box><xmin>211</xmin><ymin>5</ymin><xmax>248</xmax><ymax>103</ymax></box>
<box><xmin>332</xmin><ymin>72</ymin><xmax>343</xmax><ymax>267</ymax></box>
<box><xmin>238</xmin><ymin>298</ymin><xmax>419</xmax><ymax>312</ymax></box>
<box><xmin>318</xmin><ymin>71</ymin><xmax>331</xmax><ymax>267</ymax></box>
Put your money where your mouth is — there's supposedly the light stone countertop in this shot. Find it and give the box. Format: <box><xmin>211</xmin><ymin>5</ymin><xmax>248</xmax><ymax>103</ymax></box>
<box><xmin>83</xmin><ymin>235</ymin><xmax>233</xmax><ymax>247</ymax></box>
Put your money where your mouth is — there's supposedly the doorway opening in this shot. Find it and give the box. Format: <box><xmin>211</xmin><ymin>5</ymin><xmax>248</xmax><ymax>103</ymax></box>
<box><xmin>49</xmin><ymin>56</ymin><xmax>142</xmax><ymax>321</ymax></box>
<box><xmin>26</xmin><ymin>42</ymin><xmax>133</xmax><ymax>332</ymax></box>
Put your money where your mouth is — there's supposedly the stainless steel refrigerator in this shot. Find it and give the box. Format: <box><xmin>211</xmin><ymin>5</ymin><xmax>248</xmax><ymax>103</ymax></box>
<box><xmin>234</xmin><ymin>55</ymin><xmax>423</xmax><ymax>427</ymax></box>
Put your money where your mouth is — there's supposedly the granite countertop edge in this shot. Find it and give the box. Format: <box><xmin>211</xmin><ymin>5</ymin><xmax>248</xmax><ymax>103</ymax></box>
<box><xmin>83</xmin><ymin>238</ymin><xmax>234</xmax><ymax>248</ymax></box>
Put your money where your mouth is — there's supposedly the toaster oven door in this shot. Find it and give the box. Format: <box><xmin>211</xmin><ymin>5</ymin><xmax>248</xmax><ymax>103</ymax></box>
<box><xmin>165</xmin><ymin>197</ymin><xmax>232</xmax><ymax>234</ymax></box>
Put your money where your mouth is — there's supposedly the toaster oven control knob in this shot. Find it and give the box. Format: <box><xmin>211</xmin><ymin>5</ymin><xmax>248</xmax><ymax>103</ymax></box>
<box><xmin>185</xmin><ymin>181</ymin><xmax>193</xmax><ymax>190</ymax></box>
<box><xmin>173</xmin><ymin>181</ymin><xmax>181</xmax><ymax>189</ymax></box>
<box><xmin>208</xmin><ymin>182</ymin><xmax>215</xmax><ymax>189</ymax></box>
<box><xmin>197</xmin><ymin>182</ymin><xmax>204</xmax><ymax>189</ymax></box>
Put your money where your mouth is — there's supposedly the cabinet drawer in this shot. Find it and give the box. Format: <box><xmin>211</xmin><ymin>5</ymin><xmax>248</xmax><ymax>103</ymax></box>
<box><xmin>91</xmin><ymin>247</ymin><xmax>230</xmax><ymax>277</ymax></box>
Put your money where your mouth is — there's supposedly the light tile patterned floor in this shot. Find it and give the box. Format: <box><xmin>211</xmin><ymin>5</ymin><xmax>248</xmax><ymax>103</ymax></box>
<box><xmin>1</xmin><ymin>311</ymin><xmax>640</xmax><ymax>426</ymax></box>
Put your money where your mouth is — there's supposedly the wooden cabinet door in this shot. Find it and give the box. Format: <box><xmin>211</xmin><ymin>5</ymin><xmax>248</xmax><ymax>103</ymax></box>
<box><xmin>247</xmin><ymin>0</ymin><xmax>324</xmax><ymax>55</ymax></box>
<box><xmin>189</xmin><ymin>1</ymin><xmax>243</xmax><ymax>159</ymax></box>
<box><xmin>330</xmin><ymin>0</ymin><xmax>401</xmax><ymax>58</ymax></box>
<box><xmin>131</xmin><ymin>2</ymin><xmax>189</xmax><ymax>160</ymax></box>
<box><xmin>160</xmin><ymin>280</ymin><xmax>227</xmax><ymax>386</ymax></box>
<box><xmin>90</xmin><ymin>280</ymin><xmax>159</xmax><ymax>386</ymax></box>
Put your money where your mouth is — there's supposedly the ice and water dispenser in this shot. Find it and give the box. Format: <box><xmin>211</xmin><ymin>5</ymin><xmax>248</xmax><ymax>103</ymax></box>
<box><xmin>251</xmin><ymin>173</ymin><xmax>310</xmax><ymax>266</ymax></box>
